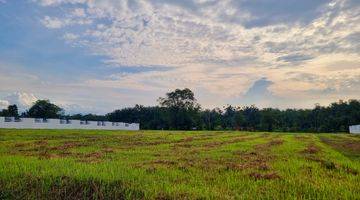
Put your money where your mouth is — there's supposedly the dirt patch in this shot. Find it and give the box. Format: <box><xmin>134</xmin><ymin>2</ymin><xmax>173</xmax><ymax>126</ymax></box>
<box><xmin>173</xmin><ymin>143</ymin><xmax>193</xmax><ymax>148</ymax></box>
<box><xmin>182</xmin><ymin>137</ymin><xmax>194</xmax><ymax>142</ymax></box>
<box><xmin>260</xmin><ymin>133</ymin><xmax>271</xmax><ymax>138</ymax></box>
<box><xmin>77</xmin><ymin>152</ymin><xmax>104</xmax><ymax>163</ymax></box>
<box><xmin>151</xmin><ymin>160</ymin><xmax>177</xmax><ymax>166</ymax></box>
<box><xmin>300</xmin><ymin>143</ymin><xmax>325</xmax><ymax>165</ymax></box>
<box><xmin>119</xmin><ymin>136</ymin><xmax>203</xmax><ymax>149</ymax></box>
<box><xmin>228</xmin><ymin>151</ymin><xmax>273</xmax><ymax>171</ymax></box>
<box><xmin>34</xmin><ymin>140</ymin><xmax>48</xmax><ymax>146</ymax></box>
<box><xmin>170</xmin><ymin>135</ymin><xmax>217</xmax><ymax>149</ymax></box>
<box><xmin>203</xmin><ymin>141</ymin><xmax>226</xmax><ymax>148</ymax></box>
<box><xmin>254</xmin><ymin>139</ymin><xmax>284</xmax><ymax>150</ymax></box>
<box><xmin>304</xmin><ymin>156</ymin><xmax>323</xmax><ymax>163</ymax></box>
<box><xmin>14</xmin><ymin>143</ymin><xmax>27</xmax><ymax>148</ymax></box>
<box><xmin>268</xmin><ymin>139</ymin><xmax>284</xmax><ymax>146</ymax></box>
<box><xmin>102</xmin><ymin>147</ymin><xmax>115</xmax><ymax>153</ymax></box>
<box><xmin>249</xmin><ymin>172</ymin><xmax>280</xmax><ymax>180</ymax></box>
<box><xmin>294</xmin><ymin>135</ymin><xmax>312</xmax><ymax>141</ymax></box>
<box><xmin>11</xmin><ymin>139</ymin><xmax>114</xmax><ymax>163</ymax></box>
<box><xmin>218</xmin><ymin>139</ymin><xmax>284</xmax><ymax>172</ymax></box>
<box><xmin>224</xmin><ymin>161</ymin><xmax>270</xmax><ymax>171</ymax></box>
<box><xmin>135</xmin><ymin>159</ymin><xmax>179</xmax><ymax>170</ymax></box>
<box><xmin>202</xmin><ymin>135</ymin><xmax>260</xmax><ymax>148</ymax></box>
<box><xmin>301</xmin><ymin>144</ymin><xmax>320</xmax><ymax>154</ymax></box>
<box><xmin>49</xmin><ymin>141</ymin><xmax>88</xmax><ymax>151</ymax></box>
<box><xmin>38</xmin><ymin>152</ymin><xmax>62</xmax><ymax>159</ymax></box>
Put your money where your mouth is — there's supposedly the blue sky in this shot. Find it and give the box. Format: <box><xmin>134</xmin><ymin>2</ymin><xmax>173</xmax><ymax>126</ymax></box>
<box><xmin>0</xmin><ymin>0</ymin><xmax>359</xmax><ymax>114</ymax></box>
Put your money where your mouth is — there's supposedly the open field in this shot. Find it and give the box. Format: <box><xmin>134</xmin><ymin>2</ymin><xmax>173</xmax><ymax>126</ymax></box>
<box><xmin>0</xmin><ymin>129</ymin><xmax>359</xmax><ymax>199</ymax></box>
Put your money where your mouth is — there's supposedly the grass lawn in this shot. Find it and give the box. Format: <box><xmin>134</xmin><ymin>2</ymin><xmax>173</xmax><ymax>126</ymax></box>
<box><xmin>0</xmin><ymin>129</ymin><xmax>359</xmax><ymax>199</ymax></box>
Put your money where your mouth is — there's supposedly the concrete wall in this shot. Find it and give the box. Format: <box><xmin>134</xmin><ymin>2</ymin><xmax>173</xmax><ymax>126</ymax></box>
<box><xmin>0</xmin><ymin>117</ymin><xmax>139</xmax><ymax>131</ymax></box>
<box><xmin>349</xmin><ymin>125</ymin><xmax>360</xmax><ymax>134</ymax></box>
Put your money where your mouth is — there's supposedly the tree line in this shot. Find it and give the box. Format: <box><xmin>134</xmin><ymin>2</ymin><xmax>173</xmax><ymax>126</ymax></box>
<box><xmin>1</xmin><ymin>88</ymin><xmax>359</xmax><ymax>132</ymax></box>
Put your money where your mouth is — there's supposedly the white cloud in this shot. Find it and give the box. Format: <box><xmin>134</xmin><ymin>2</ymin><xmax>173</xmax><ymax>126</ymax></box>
<box><xmin>34</xmin><ymin>0</ymin><xmax>87</xmax><ymax>6</ymax></box>
<box><xmin>71</xmin><ymin>8</ymin><xmax>86</xmax><ymax>17</ymax></box>
<box><xmin>41</xmin><ymin>15</ymin><xmax>92</xmax><ymax>29</ymax></box>
<box><xmin>2</xmin><ymin>92</ymin><xmax>38</xmax><ymax>110</ymax></box>
<box><xmin>0</xmin><ymin>62</ymin><xmax>159</xmax><ymax>113</ymax></box>
<box><xmin>63</xmin><ymin>33</ymin><xmax>79</xmax><ymax>40</ymax></box>
<box><xmin>0</xmin><ymin>100</ymin><xmax>9</xmax><ymax>109</ymax></box>
<box><xmin>36</xmin><ymin>0</ymin><xmax>359</xmax><ymax>67</ymax></box>
<box><xmin>41</xmin><ymin>16</ymin><xmax>65</xmax><ymax>28</ymax></box>
<box><xmin>27</xmin><ymin>0</ymin><xmax>360</xmax><ymax>109</ymax></box>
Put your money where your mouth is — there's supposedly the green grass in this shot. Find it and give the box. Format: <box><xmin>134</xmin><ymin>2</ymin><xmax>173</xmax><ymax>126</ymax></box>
<box><xmin>0</xmin><ymin>129</ymin><xmax>359</xmax><ymax>199</ymax></box>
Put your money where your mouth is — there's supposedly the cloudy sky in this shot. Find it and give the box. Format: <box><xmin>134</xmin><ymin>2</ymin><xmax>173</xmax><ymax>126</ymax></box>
<box><xmin>0</xmin><ymin>0</ymin><xmax>359</xmax><ymax>114</ymax></box>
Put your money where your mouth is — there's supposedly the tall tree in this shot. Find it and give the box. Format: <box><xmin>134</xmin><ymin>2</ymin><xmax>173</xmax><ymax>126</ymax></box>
<box><xmin>260</xmin><ymin>108</ymin><xmax>281</xmax><ymax>131</ymax></box>
<box><xmin>158</xmin><ymin>88</ymin><xmax>200</xmax><ymax>110</ymax></box>
<box><xmin>27</xmin><ymin>100</ymin><xmax>63</xmax><ymax>118</ymax></box>
<box><xmin>201</xmin><ymin>108</ymin><xmax>222</xmax><ymax>130</ymax></box>
<box><xmin>158</xmin><ymin>88</ymin><xmax>201</xmax><ymax>130</ymax></box>
<box><xmin>7</xmin><ymin>104</ymin><xmax>19</xmax><ymax>117</ymax></box>
<box><xmin>242</xmin><ymin>105</ymin><xmax>261</xmax><ymax>131</ymax></box>
<box><xmin>1</xmin><ymin>104</ymin><xmax>19</xmax><ymax>117</ymax></box>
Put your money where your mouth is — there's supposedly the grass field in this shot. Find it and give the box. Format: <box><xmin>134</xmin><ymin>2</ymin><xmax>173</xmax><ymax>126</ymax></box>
<box><xmin>0</xmin><ymin>129</ymin><xmax>359</xmax><ymax>199</ymax></box>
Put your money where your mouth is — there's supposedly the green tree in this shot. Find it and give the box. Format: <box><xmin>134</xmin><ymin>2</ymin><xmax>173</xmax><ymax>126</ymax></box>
<box><xmin>242</xmin><ymin>105</ymin><xmax>261</xmax><ymax>131</ymax></box>
<box><xmin>1</xmin><ymin>104</ymin><xmax>19</xmax><ymax>117</ymax></box>
<box><xmin>158</xmin><ymin>88</ymin><xmax>200</xmax><ymax>109</ymax></box>
<box><xmin>8</xmin><ymin>105</ymin><xmax>19</xmax><ymax>117</ymax></box>
<box><xmin>260</xmin><ymin>108</ymin><xmax>281</xmax><ymax>131</ymax></box>
<box><xmin>27</xmin><ymin>100</ymin><xmax>63</xmax><ymax>118</ymax></box>
<box><xmin>234</xmin><ymin>111</ymin><xmax>245</xmax><ymax>130</ymax></box>
<box><xmin>201</xmin><ymin>108</ymin><xmax>222</xmax><ymax>130</ymax></box>
<box><xmin>158</xmin><ymin>88</ymin><xmax>201</xmax><ymax>130</ymax></box>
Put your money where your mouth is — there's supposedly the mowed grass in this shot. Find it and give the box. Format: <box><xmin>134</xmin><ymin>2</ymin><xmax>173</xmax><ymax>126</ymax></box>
<box><xmin>0</xmin><ymin>129</ymin><xmax>359</xmax><ymax>199</ymax></box>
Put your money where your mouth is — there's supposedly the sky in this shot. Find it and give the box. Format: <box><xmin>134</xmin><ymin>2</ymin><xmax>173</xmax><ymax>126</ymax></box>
<box><xmin>0</xmin><ymin>0</ymin><xmax>359</xmax><ymax>114</ymax></box>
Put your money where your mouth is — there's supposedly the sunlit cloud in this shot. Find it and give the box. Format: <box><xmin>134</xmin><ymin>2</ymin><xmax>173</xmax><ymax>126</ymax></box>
<box><xmin>0</xmin><ymin>0</ymin><xmax>359</xmax><ymax>112</ymax></box>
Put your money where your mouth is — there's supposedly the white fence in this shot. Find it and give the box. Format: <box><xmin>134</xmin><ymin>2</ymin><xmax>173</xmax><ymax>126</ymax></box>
<box><xmin>349</xmin><ymin>125</ymin><xmax>360</xmax><ymax>134</ymax></box>
<box><xmin>0</xmin><ymin>117</ymin><xmax>139</xmax><ymax>131</ymax></box>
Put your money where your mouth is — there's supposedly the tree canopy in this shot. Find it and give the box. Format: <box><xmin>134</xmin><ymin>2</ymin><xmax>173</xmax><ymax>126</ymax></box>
<box><xmin>0</xmin><ymin>105</ymin><xmax>19</xmax><ymax>117</ymax></box>
<box><xmin>158</xmin><ymin>88</ymin><xmax>200</xmax><ymax>110</ymax></box>
<box><xmin>26</xmin><ymin>100</ymin><xmax>63</xmax><ymax>118</ymax></box>
<box><xmin>157</xmin><ymin>88</ymin><xmax>201</xmax><ymax>130</ymax></box>
<box><xmin>1</xmin><ymin>89</ymin><xmax>359</xmax><ymax>132</ymax></box>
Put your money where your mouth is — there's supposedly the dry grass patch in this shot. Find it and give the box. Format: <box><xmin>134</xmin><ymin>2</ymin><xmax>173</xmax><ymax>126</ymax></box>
<box><xmin>294</xmin><ymin>135</ymin><xmax>312</xmax><ymax>141</ymax></box>
<box><xmin>301</xmin><ymin>143</ymin><xmax>321</xmax><ymax>154</ymax></box>
<box><xmin>300</xmin><ymin>142</ymin><xmax>358</xmax><ymax>175</ymax></box>
<box><xmin>10</xmin><ymin>139</ymin><xmax>115</xmax><ymax>163</ymax></box>
<box><xmin>320</xmin><ymin>136</ymin><xmax>360</xmax><ymax>158</ymax></box>
<box><xmin>249</xmin><ymin>172</ymin><xmax>281</xmax><ymax>180</ymax></box>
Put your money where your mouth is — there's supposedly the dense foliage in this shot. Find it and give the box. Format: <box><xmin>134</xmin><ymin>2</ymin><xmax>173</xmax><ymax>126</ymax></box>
<box><xmin>106</xmin><ymin>100</ymin><xmax>360</xmax><ymax>132</ymax></box>
<box><xmin>1</xmin><ymin>89</ymin><xmax>359</xmax><ymax>132</ymax></box>
<box><xmin>106</xmin><ymin>89</ymin><xmax>360</xmax><ymax>132</ymax></box>
<box><xmin>26</xmin><ymin>100</ymin><xmax>64</xmax><ymax>118</ymax></box>
<box><xmin>0</xmin><ymin>105</ymin><xmax>18</xmax><ymax>117</ymax></box>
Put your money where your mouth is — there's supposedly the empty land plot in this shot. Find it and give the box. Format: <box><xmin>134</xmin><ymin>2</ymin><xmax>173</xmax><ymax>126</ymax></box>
<box><xmin>0</xmin><ymin>129</ymin><xmax>359</xmax><ymax>199</ymax></box>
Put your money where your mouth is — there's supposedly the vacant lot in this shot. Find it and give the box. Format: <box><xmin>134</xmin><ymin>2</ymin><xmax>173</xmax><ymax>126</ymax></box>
<box><xmin>0</xmin><ymin>129</ymin><xmax>359</xmax><ymax>199</ymax></box>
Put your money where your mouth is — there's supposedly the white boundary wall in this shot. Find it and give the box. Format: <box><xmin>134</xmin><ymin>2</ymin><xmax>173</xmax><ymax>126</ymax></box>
<box><xmin>349</xmin><ymin>125</ymin><xmax>360</xmax><ymax>134</ymax></box>
<box><xmin>0</xmin><ymin>117</ymin><xmax>139</xmax><ymax>131</ymax></box>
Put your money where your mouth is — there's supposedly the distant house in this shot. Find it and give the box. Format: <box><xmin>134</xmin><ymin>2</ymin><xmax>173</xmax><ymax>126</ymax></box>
<box><xmin>0</xmin><ymin>117</ymin><xmax>139</xmax><ymax>131</ymax></box>
<box><xmin>349</xmin><ymin>125</ymin><xmax>360</xmax><ymax>134</ymax></box>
